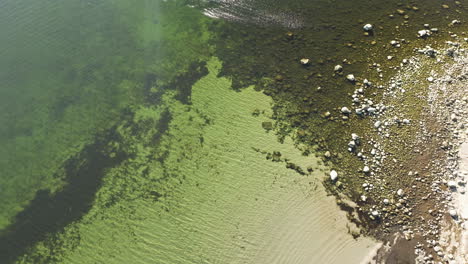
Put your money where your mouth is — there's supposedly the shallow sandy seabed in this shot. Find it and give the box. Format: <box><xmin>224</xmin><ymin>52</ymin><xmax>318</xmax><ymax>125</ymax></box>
<box><xmin>31</xmin><ymin>58</ymin><xmax>380</xmax><ymax>264</ymax></box>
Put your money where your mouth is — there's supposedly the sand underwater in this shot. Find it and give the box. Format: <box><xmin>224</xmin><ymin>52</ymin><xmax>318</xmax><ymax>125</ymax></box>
<box><xmin>1</xmin><ymin>0</ymin><xmax>468</xmax><ymax>263</ymax></box>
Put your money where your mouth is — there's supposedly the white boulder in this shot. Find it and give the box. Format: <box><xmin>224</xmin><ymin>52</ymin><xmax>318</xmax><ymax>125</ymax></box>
<box><xmin>341</xmin><ymin>107</ymin><xmax>351</xmax><ymax>114</ymax></box>
<box><xmin>374</xmin><ymin>120</ymin><xmax>381</xmax><ymax>128</ymax></box>
<box><xmin>447</xmin><ymin>180</ymin><xmax>457</xmax><ymax>188</ymax></box>
<box><xmin>363</xmin><ymin>166</ymin><xmax>370</xmax><ymax>173</ymax></box>
<box><xmin>363</xmin><ymin>24</ymin><xmax>373</xmax><ymax>31</ymax></box>
<box><xmin>397</xmin><ymin>189</ymin><xmax>404</xmax><ymax>196</ymax></box>
<box><xmin>449</xmin><ymin>209</ymin><xmax>457</xmax><ymax>218</ymax></box>
<box><xmin>418</xmin><ymin>29</ymin><xmax>431</xmax><ymax>38</ymax></box>
<box><xmin>346</xmin><ymin>74</ymin><xmax>356</xmax><ymax>82</ymax></box>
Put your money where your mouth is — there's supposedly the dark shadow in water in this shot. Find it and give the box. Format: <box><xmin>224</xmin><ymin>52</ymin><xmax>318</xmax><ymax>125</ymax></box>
<box><xmin>0</xmin><ymin>127</ymin><xmax>128</xmax><ymax>264</ymax></box>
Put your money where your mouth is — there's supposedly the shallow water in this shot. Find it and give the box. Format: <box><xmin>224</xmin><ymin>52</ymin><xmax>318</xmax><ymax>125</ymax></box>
<box><xmin>0</xmin><ymin>0</ymin><xmax>466</xmax><ymax>263</ymax></box>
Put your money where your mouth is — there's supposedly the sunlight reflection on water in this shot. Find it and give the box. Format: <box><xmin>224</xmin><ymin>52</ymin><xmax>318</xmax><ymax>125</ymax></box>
<box><xmin>202</xmin><ymin>0</ymin><xmax>303</xmax><ymax>28</ymax></box>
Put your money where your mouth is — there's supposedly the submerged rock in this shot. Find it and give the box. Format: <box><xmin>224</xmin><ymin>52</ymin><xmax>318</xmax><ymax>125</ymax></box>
<box><xmin>261</xmin><ymin>121</ymin><xmax>273</xmax><ymax>130</ymax></box>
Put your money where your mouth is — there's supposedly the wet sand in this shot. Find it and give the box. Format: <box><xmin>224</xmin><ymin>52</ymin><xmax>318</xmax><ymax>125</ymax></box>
<box><xmin>248</xmin><ymin>180</ymin><xmax>381</xmax><ymax>264</ymax></box>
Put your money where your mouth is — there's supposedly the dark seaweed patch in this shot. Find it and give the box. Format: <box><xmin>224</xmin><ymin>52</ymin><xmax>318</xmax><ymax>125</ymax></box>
<box><xmin>0</xmin><ymin>128</ymin><xmax>127</xmax><ymax>264</ymax></box>
<box><xmin>146</xmin><ymin>61</ymin><xmax>208</xmax><ymax>105</ymax></box>
<box><xmin>151</xmin><ymin>110</ymin><xmax>172</xmax><ymax>146</ymax></box>
<box><xmin>173</xmin><ymin>61</ymin><xmax>208</xmax><ymax>104</ymax></box>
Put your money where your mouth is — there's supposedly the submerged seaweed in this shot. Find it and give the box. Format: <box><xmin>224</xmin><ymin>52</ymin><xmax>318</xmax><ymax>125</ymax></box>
<box><xmin>1</xmin><ymin>0</ymin><xmax>468</xmax><ymax>263</ymax></box>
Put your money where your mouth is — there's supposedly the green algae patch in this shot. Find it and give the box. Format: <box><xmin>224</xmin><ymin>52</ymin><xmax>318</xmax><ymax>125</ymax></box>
<box><xmin>114</xmin><ymin>0</ymin><xmax>215</xmax><ymax>83</ymax></box>
<box><xmin>17</xmin><ymin>57</ymin><xmax>378</xmax><ymax>264</ymax></box>
<box><xmin>0</xmin><ymin>0</ymin><xmax>125</xmax><ymax>230</ymax></box>
<box><xmin>0</xmin><ymin>0</ymin><xmax>215</xmax><ymax>232</ymax></box>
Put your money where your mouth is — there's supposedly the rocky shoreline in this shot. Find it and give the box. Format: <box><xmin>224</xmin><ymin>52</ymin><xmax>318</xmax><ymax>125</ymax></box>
<box><xmin>427</xmin><ymin>47</ymin><xmax>468</xmax><ymax>264</ymax></box>
<box><xmin>327</xmin><ymin>24</ymin><xmax>468</xmax><ymax>263</ymax></box>
<box><xmin>199</xmin><ymin>1</ymin><xmax>468</xmax><ymax>262</ymax></box>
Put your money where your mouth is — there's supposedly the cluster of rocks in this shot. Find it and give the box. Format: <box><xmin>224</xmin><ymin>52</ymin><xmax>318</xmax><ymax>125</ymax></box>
<box><xmin>327</xmin><ymin>18</ymin><xmax>468</xmax><ymax>263</ymax></box>
<box><xmin>388</xmin><ymin>38</ymin><xmax>467</xmax><ymax>263</ymax></box>
<box><xmin>380</xmin><ymin>38</ymin><xmax>468</xmax><ymax>263</ymax></box>
<box><xmin>423</xmin><ymin>47</ymin><xmax>468</xmax><ymax>263</ymax></box>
